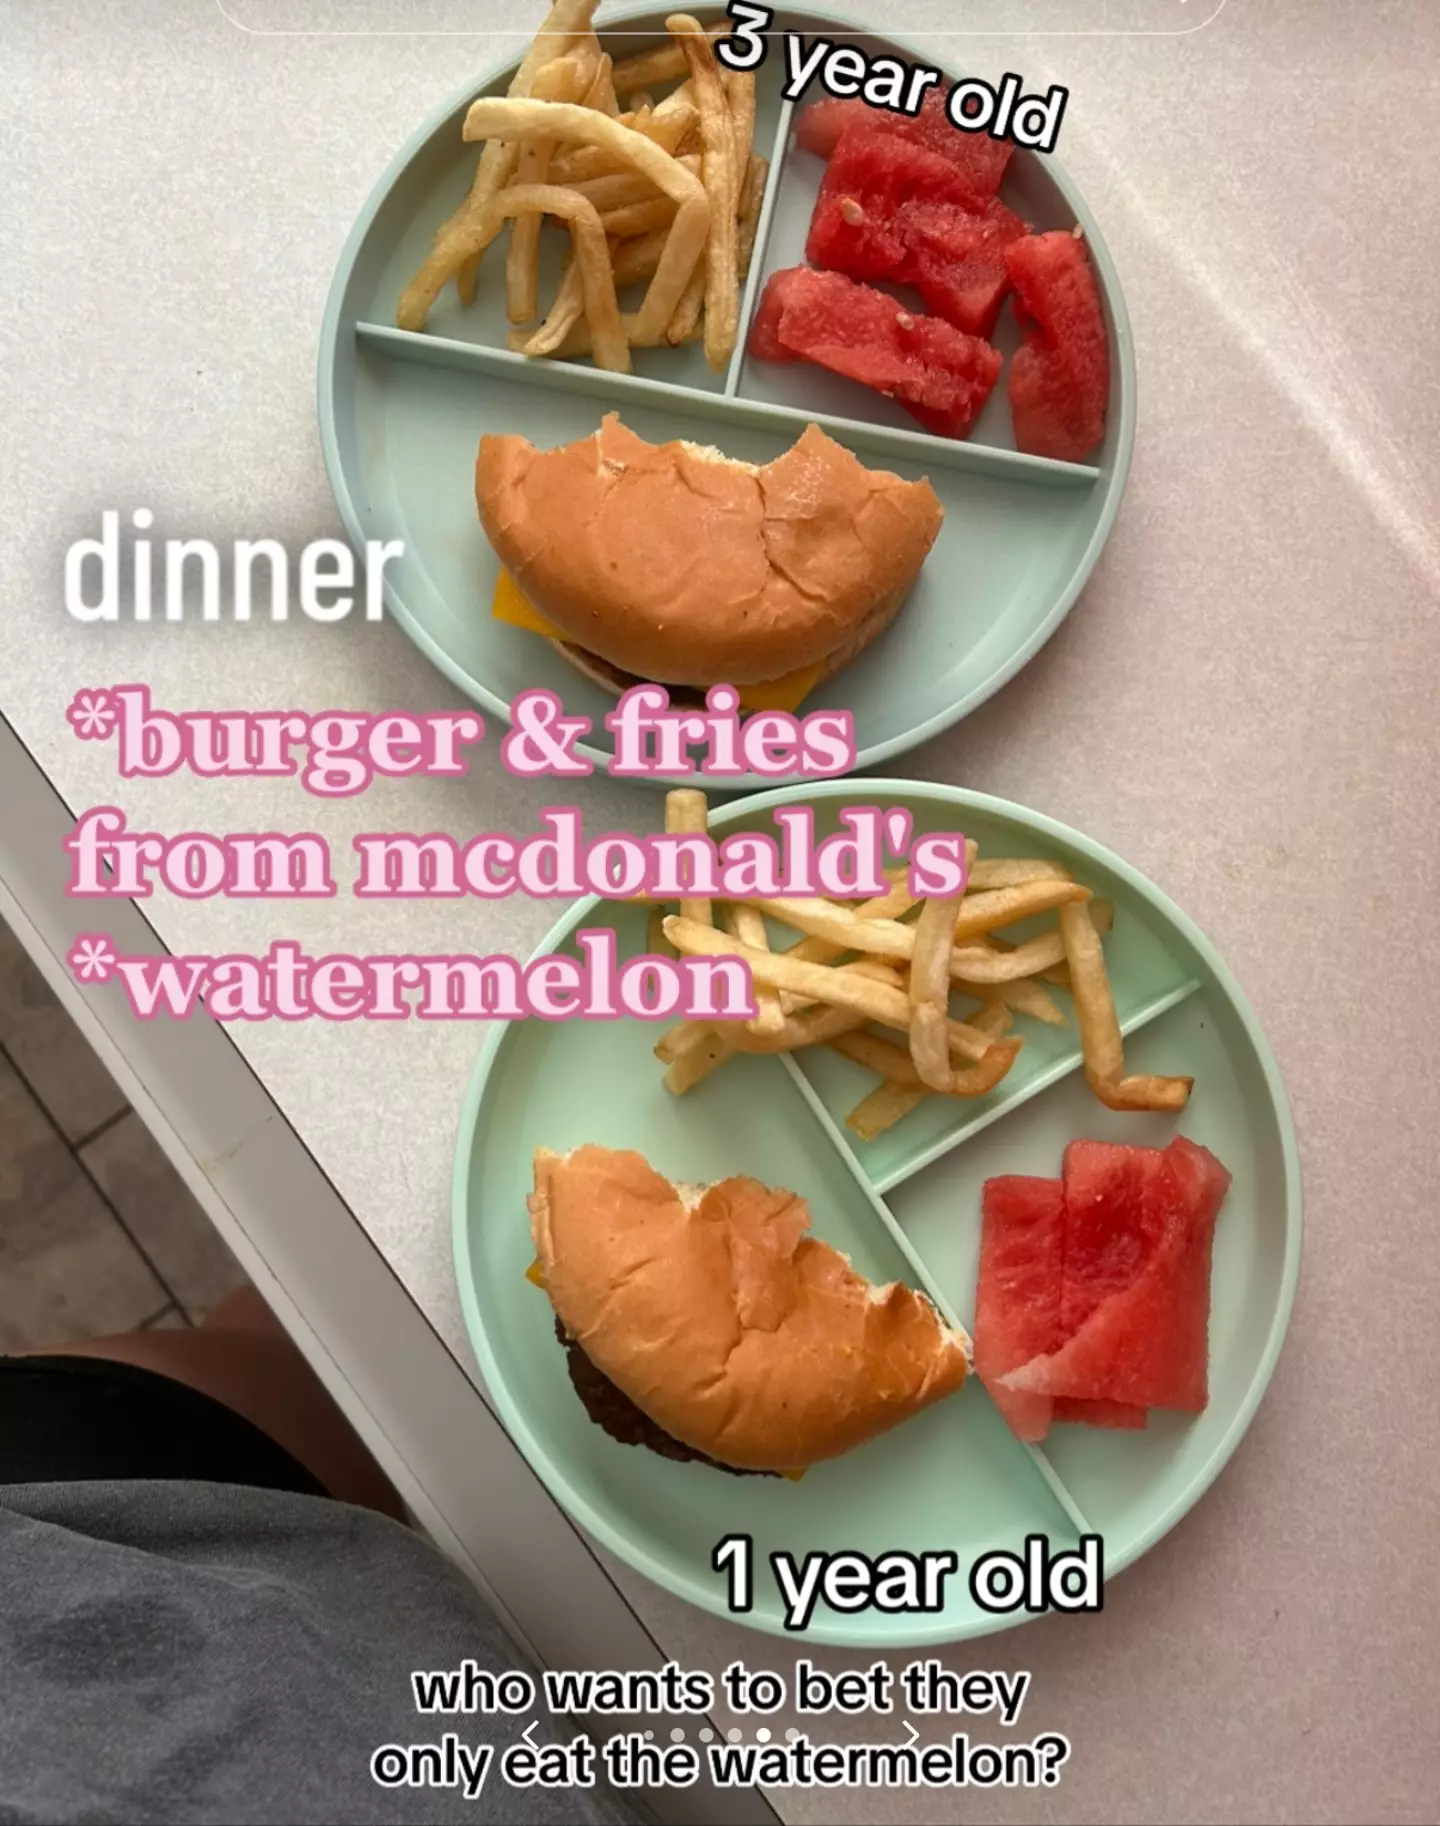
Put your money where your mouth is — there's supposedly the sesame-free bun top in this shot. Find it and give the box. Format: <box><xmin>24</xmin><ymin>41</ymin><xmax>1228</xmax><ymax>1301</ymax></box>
<box><xmin>477</xmin><ymin>415</ymin><xmax>943</xmax><ymax>688</ymax></box>
<box><xmin>529</xmin><ymin>1145</ymin><xmax>971</xmax><ymax>1472</ymax></box>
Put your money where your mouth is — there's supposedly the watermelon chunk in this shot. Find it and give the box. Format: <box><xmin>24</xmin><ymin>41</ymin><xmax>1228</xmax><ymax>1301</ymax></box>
<box><xmin>747</xmin><ymin>266</ymin><xmax>804</xmax><ymax>363</ymax></box>
<box><xmin>1053</xmin><ymin>1398</ymin><xmax>1148</xmax><ymax>1430</ymax></box>
<box><xmin>747</xmin><ymin>267</ymin><xmax>1002</xmax><ymax>439</ymax></box>
<box><xmin>1059</xmin><ymin>1138</ymin><xmax>1173</xmax><ymax>1335</ymax></box>
<box><xmin>1002</xmin><ymin>1137</ymin><xmax>1231</xmax><ymax>1413</ymax></box>
<box><xmin>974</xmin><ymin>1177</ymin><xmax>1063</xmax><ymax>1444</ymax></box>
<box><xmin>806</xmin><ymin>131</ymin><xmax>950</xmax><ymax>280</ymax></box>
<box><xmin>1005</xmin><ymin>230</ymin><xmax>1110</xmax><ymax>462</ymax></box>
<box><xmin>805</xmin><ymin>129</ymin><xmax>1029</xmax><ymax>338</ymax></box>
<box><xmin>895</xmin><ymin>197</ymin><xmax>1029</xmax><ymax>339</ymax></box>
<box><xmin>796</xmin><ymin>89</ymin><xmax>1013</xmax><ymax>204</ymax></box>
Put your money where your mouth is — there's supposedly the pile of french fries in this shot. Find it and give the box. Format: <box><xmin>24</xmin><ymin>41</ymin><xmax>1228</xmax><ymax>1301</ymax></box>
<box><xmin>648</xmin><ymin>791</ymin><xmax>1194</xmax><ymax>1142</ymax></box>
<box><xmin>396</xmin><ymin>2</ymin><xmax>765</xmax><ymax>374</ymax></box>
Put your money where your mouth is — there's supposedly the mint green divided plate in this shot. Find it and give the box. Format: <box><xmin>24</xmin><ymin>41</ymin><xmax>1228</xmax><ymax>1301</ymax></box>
<box><xmin>452</xmin><ymin>784</ymin><xmax>1301</xmax><ymax>1646</ymax></box>
<box><xmin>318</xmin><ymin>5</ymin><xmax>1136</xmax><ymax>790</ymax></box>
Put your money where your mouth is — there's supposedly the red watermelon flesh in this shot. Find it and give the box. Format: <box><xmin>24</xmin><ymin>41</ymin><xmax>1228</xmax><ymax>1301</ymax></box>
<box><xmin>1003</xmin><ymin>1137</ymin><xmax>1231</xmax><ymax>1412</ymax></box>
<box><xmin>1060</xmin><ymin>1138</ymin><xmax>1173</xmax><ymax>1335</ymax></box>
<box><xmin>747</xmin><ymin>266</ymin><xmax>804</xmax><ymax>363</ymax></box>
<box><xmin>747</xmin><ymin>266</ymin><xmax>1002</xmax><ymax>440</ymax></box>
<box><xmin>805</xmin><ymin>129</ymin><xmax>1029</xmax><ymax>339</ymax></box>
<box><xmin>806</xmin><ymin>131</ymin><xmax>979</xmax><ymax>282</ymax></box>
<box><xmin>796</xmin><ymin>90</ymin><xmax>1013</xmax><ymax>204</ymax></box>
<box><xmin>1053</xmin><ymin>1397</ymin><xmax>1148</xmax><ymax>1430</ymax></box>
<box><xmin>973</xmin><ymin>1177</ymin><xmax>1064</xmax><ymax>1444</ymax></box>
<box><xmin>897</xmin><ymin>197</ymin><xmax>1030</xmax><ymax>338</ymax></box>
<box><xmin>1005</xmin><ymin>230</ymin><xmax>1110</xmax><ymax>462</ymax></box>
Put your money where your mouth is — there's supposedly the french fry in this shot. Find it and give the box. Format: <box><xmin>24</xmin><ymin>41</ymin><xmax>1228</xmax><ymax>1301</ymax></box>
<box><xmin>977</xmin><ymin>901</ymin><xmax>1113</xmax><ymax>985</ymax></box>
<box><xmin>949</xmin><ymin>933</ymin><xmax>1068</xmax><ymax>983</ymax></box>
<box><xmin>398</xmin><ymin>0</ymin><xmax>598</xmax><ymax>326</ymax></box>
<box><xmin>522</xmin><ymin>257</ymin><xmax>585</xmax><ymax>356</ymax></box>
<box><xmin>645</xmin><ymin>906</ymin><xmax>674</xmax><ymax>958</ymax></box>
<box><xmin>966</xmin><ymin>858</ymin><xmax>1073</xmax><ymax>891</ymax></box>
<box><xmin>666</xmin><ymin>265</ymin><xmax>706</xmax><ymax>346</ymax></box>
<box><xmin>599</xmin><ymin>196</ymin><xmax>677</xmax><ymax>239</ymax></box>
<box><xmin>509</xmin><ymin>295</ymin><xmax>703</xmax><ymax>358</ymax></box>
<box><xmin>1058</xmin><ymin>902</ymin><xmax>1193</xmax><ymax>1111</ymax></box>
<box><xmin>654</xmin><ymin>956</ymin><xmax>901</xmax><ymax>1067</ymax></box>
<box><xmin>664</xmin><ymin>789</ymin><xmax>711</xmax><ymax>927</ymax></box>
<box><xmin>463</xmin><ymin>99</ymin><xmax>710</xmax><ymax>344</ymax></box>
<box><xmin>610</xmin><ymin>24</ymin><xmax>724</xmax><ymax>93</ymax></box>
<box><xmin>745</xmin><ymin>894</ymin><xmax>917</xmax><ymax>961</ymax></box>
<box><xmin>663</xmin><ymin>1028</ymin><xmax>732</xmax><ymax>1095</ymax></box>
<box><xmin>785</xmin><ymin>879</ymin><xmax>919</xmax><ymax>966</ymax></box>
<box><xmin>728</xmin><ymin>1000</ymin><xmax>868</xmax><ymax>1056</ymax></box>
<box><xmin>953</xmin><ymin>880</ymin><xmax>1090</xmax><ymax>940</ymax></box>
<box><xmin>737</xmin><ymin>153</ymin><xmax>767</xmax><ymax>279</ymax></box>
<box><xmin>517</xmin><ymin>221</ymin><xmax>688</xmax><ymax>360</ymax></box>
<box><xmin>442</xmin><ymin>185</ymin><xmax>628</xmax><ymax>369</ymax></box>
<box><xmin>548</xmin><ymin>90</ymin><xmax>698</xmax><ymax>181</ymax></box>
<box><xmin>724</xmin><ymin>67</ymin><xmax>756</xmax><ymax>179</ymax></box>
<box><xmin>611</xmin><ymin>226</ymin><xmax>673</xmax><ymax>286</ymax></box>
<box><xmin>571</xmin><ymin>167</ymin><xmax>679</xmax><ymax>211</ymax></box>
<box><xmin>910</xmin><ymin>893</ymin><xmax>965</xmax><ymax>1092</ymax></box>
<box><xmin>971</xmin><ymin>1001</ymin><xmax>1017</xmax><ymax>1041</ymax></box>
<box><xmin>505</xmin><ymin>53</ymin><xmax>592</xmax><ymax>326</ymax></box>
<box><xmin>669</xmin><ymin>14</ymin><xmax>739</xmax><ymax>370</ymax></box>
<box><xmin>663</xmin><ymin>917</ymin><xmax>999</xmax><ymax>1064</ymax></box>
<box><xmin>958</xmin><ymin>973</ymin><xmax>1067</xmax><ymax>1027</ymax></box>
<box><xmin>724</xmin><ymin>904</ymin><xmax>785</xmax><ymax>1037</ymax></box>
<box><xmin>846</xmin><ymin>1080</ymin><xmax>926</xmax><ymax>1143</ymax></box>
<box><xmin>829</xmin><ymin>1028</ymin><xmax>1021</xmax><ymax>1096</ymax></box>
<box><xmin>580</xmin><ymin>47</ymin><xmax>619</xmax><ymax>114</ymax></box>
<box><xmin>521</xmin><ymin>257</ymin><xmax>584</xmax><ymax>356</ymax></box>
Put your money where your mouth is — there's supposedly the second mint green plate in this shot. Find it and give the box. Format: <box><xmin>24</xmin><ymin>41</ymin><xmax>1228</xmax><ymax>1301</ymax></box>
<box><xmin>318</xmin><ymin>4</ymin><xmax>1136</xmax><ymax>788</ymax></box>
<box><xmin>453</xmin><ymin>783</ymin><xmax>1301</xmax><ymax>1645</ymax></box>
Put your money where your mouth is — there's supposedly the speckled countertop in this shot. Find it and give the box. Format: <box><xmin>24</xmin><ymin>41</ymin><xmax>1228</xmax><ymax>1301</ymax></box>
<box><xmin>4</xmin><ymin>3</ymin><xmax>1438</xmax><ymax>1821</ymax></box>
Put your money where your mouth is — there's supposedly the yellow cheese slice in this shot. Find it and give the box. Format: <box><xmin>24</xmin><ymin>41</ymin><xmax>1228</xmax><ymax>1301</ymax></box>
<box><xmin>493</xmin><ymin>569</ymin><xmax>566</xmax><ymax>640</ymax></box>
<box><xmin>734</xmin><ymin>664</ymin><xmax>826</xmax><ymax>714</ymax></box>
<box><xmin>491</xmin><ymin>571</ymin><xmax>824</xmax><ymax>713</ymax></box>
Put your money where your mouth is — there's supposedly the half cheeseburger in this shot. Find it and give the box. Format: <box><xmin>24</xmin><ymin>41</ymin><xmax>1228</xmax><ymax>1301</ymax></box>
<box><xmin>478</xmin><ymin>415</ymin><xmax>944</xmax><ymax>713</ymax></box>
<box><xmin>528</xmin><ymin>1145</ymin><xmax>971</xmax><ymax>1475</ymax></box>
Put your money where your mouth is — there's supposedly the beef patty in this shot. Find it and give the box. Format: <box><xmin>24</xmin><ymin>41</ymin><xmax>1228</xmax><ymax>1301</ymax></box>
<box><xmin>555</xmin><ymin>1320</ymin><xmax>774</xmax><ymax>1479</ymax></box>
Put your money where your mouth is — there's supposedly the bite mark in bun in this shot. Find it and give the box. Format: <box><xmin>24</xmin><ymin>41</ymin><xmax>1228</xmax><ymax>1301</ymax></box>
<box><xmin>479</xmin><ymin>415</ymin><xmax>943</xmax><ymax>704</ymax></box>
<box><xmin>529</xmin><ymin>1145</ymin><xmax>971</xmax><ymax>1473</ymax></box>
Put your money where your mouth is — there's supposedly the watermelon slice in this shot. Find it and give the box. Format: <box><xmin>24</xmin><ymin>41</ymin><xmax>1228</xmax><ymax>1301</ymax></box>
<box><xmin>1002</xmin><ymin>1137</ymin><xmax>1231</xmax><ymax>1413</ymax></box>
<box><xmin>747</xmin><ymin>267</ymin><xmax>804</xmax><ymax>363</ymax></box>
<box><xmin>895</xmin><ymin>197</ymin><xmax>1029</xmax><ymax>339</ymax></box>
<box><xmin>1060</xmin><ymin>1138</ymin><xmax>1173</xmax><ymax>1335</ymax></box>
<box><xmin>1053</xmin><ymin>1398</ymin><xmax>1148</xmax><ymax>1430</ymax></box>
<box><xmin>796</xmin><ymin>89</ymin><xmax>1013</xmax><ymax>204</ymax></box>
<box><xmin>805</xmin><ymin>131</ymin><xmax>952</xmax><ymax>280</ymax></box>
<box><xmin>973</xmin><ymin>1177</ymin><xmax>1064</xmax><ymax>1443</ymax></box>
<box><xmin>747</xmin><ymin>267</ymin><xmax>1002</xmax><ymax>439</ymax></box>
<box><xmin>805</xmin><ymin>129</ymin><xmax>1029</xmax><ymax>338</ymax></box>
<box><xmin>1005</xmin><ymin>230</ymin><xmax>1110</xmax><ymax>462</ymax></box>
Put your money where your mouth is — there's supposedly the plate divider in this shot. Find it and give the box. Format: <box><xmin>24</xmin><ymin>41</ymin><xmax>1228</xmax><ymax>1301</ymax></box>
<box><xmin>777</xmin><ymin>1050</ymin><xmax>1093</xmax><ymax>1538</ymax></box>
<box><xmin>865</xmin><ymin>977</ymin><xmax>1205</xmax><ymax>1196</ymax></box>
<box><xmin>722</xmin><ymin>94</ymin><xmax>796</xmax><ymax>399</ymax></box>
<box><xmin>353</xmin><ymin>321</ymin><xmax>1100</xmax><ymax>488</ymax></box>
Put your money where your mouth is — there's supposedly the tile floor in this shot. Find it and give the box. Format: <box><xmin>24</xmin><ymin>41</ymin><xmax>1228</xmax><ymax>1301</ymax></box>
<box><xmin>0</xmin><ymin>912</ymin><xmax>249</xmax><ymax>1350</ymax></box>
